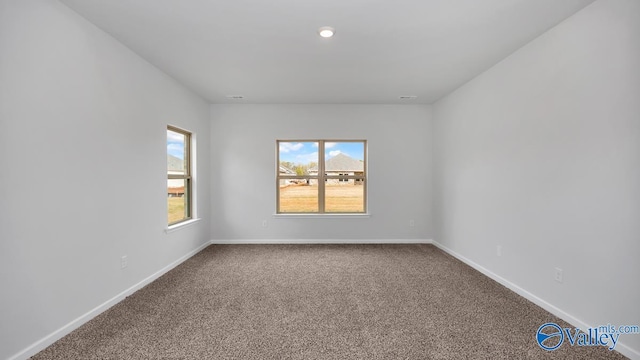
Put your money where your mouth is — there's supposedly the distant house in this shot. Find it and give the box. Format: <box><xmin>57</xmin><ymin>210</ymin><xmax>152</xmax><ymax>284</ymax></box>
<box><xmin>168</xmin><ymin>154</ymin><xmax>185</xmax><ymax>197</ymax></box>
<box><xmin>279</xmin><ymin>165</ymin><xmax>297</xmax><ymax>187</ymax></box>
<box><xmin>279</xmin><ymin>165</ymin><xmax>296</xmax><ymax>176</ymax></box>
<box><xmin>309</xmin><ymin>153</ymin><xmax>364</xmax><ymax>185</ymax></box>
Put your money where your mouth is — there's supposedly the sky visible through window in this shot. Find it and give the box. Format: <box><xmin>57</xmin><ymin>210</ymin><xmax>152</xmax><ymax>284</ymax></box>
<box><xmin>279</xmin><ymin>141</ymin><xmax>364</xmax><ymax>165</ymax></box>
<box><xmin>167</xmin><ymin>130</ymin><xmax>185</xmax><ymax>159</ymax></box>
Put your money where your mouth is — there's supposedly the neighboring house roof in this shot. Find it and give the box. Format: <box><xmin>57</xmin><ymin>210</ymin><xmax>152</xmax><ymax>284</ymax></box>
<box><xmin>168</xmin><ymin>154</ymin><xmax>184</xmax><ymax>172</ymax></box>
<box><xmin>279</xmin><ymin>165</ymin><xmax>296</xmax><ymax>175</ymax></box>
<box><xmin>310</xmin><ymin>153</ymin><xmax>364</xmax><ymax>172</ymax></box>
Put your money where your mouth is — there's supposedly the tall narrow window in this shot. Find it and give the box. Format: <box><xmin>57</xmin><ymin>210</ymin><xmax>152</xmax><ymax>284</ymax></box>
<box><xmin>277</xmin><ymin>140</ymin><xmax>366</xmax><ymax>214</ymax></box>
<box><xmin>167</xmin><ymin>126</ymin><xmax>192</xmax><ymax>225</ymax></box>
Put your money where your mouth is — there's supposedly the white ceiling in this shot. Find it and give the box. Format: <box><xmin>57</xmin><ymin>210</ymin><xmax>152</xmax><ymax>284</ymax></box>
<box><xmin>60</xmin><ymin>0</ymin><xmax>595</xmax><ymax>104</ymax></box>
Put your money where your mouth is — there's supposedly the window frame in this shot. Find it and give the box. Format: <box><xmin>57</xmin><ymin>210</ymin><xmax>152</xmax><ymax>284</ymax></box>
<box><xmin>167</xmin><ymin>125</ymin><xmax>192</xmax><ymax>225</ymax></box>
<box><xmin>276</xmin><ymin>140</ymin><xmax>367</xmax><ymax>214</ymax></box>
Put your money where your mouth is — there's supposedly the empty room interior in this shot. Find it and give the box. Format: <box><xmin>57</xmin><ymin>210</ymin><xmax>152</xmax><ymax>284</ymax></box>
<box><xmin>1</xmin><ymin>0</ymin><xmax>639</xmax><ymax>359</ymax></box>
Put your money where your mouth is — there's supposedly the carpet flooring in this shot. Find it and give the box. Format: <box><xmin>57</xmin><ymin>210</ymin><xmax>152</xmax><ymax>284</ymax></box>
<box><xmin>32</xmin><ymin>244</ymin><xmax>627</xmax><ymax>359</ymax></box>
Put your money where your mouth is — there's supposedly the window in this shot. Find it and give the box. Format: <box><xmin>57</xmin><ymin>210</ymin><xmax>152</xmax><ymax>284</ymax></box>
<box><xmin>277</xmin><ymin>140</ymin><xmax>366</xmax><ymax>214</ymax></box>
<box><xmin>167</xmin><ymin>126</ymin><xmax>192</xmax><ymax>225</ymax></box>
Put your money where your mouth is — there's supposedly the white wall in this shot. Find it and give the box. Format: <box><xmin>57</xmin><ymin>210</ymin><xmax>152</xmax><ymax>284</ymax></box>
<box><xmin>3</xmin><ymin>0</ymin><xmax>637</xmax><ymax>358</ymax></box>
<box><xmin>0</xmin><ymin>1</ymin><xmax>210</xmax><ymax>359</ymax></box>
<box><xmin>433</xmin><ymin>0</ymin><xmax>639</xmax><ymax>356</ymax></box>
<box><xmin>210</xmin><ymin>104</ymin><xmax>432</xmax><ymax>241</ymax></box>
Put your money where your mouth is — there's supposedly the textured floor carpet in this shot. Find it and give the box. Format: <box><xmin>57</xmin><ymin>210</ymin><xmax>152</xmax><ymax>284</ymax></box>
<box><xmin>33</xmin><ymin>244</ymin><xmax>627</xmax><ymax>359</ymax></box>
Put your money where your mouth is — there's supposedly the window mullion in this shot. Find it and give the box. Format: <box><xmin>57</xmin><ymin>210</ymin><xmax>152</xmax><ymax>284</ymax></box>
<box><xmin>168</xmin><ymin>175</ymin><xmax>189</xmax><ymax>180</ymax></box>
<box><xmin>318</xmin><ymin>140</ymin><xmax>325</xmax><ymax>213</ymax></box>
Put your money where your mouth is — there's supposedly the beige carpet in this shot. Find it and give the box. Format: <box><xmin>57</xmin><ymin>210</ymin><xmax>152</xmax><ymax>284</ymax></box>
<box><xmin>33</xmin><ymin>244</ymin><xmax>627</xmax><ymax>359</ymax></box>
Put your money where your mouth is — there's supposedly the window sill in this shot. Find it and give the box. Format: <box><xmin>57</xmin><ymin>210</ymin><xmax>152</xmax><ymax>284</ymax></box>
<box><xmin>165</xmin><ymin>218</ymin><xmax>201</xmax><ymax>233</ymax></box>
<box><xmin>272</xmin><ymin>213</ymin><xmax>370</xmax><ymax>219</ymax></box>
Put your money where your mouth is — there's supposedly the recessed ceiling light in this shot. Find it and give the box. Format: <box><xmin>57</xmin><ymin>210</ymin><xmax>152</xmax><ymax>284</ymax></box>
<box><xmin>318</xmin><ymin>26</ymin><xmax>335</xmax><ymax>38</ymax></box>
<box><xmin>399</xmin><ymin>96</ymin><xmax>418</xmax><ymax>100</ymax></box>
<box><xmin>226</xmin><ymin>95</ymin><xmax>244</xmax><ymax>99</ymax></box>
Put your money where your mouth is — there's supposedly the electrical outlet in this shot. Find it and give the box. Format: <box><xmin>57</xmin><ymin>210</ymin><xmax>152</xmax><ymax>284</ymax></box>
<box><xmin>554</xmin><ymin>267</ymin><xmax>563</xmax><ymax>283</ymax></box>
<box><xmin>409</xmin><ymin>219</ymin><xmax>415</xmax><ymax>227</ymax></box>
<box><xmin>496</xmin><ymin>245</ymin><xmax>502</xmax><ymax>257</ymax></box>
<box><xmin>121</xmin><ymin>255</ymin><xmax>128</xmax><ymax>269</ymax></box>
<box><xmin>262</xmin><ymin>220</ymin><xmax>268</xmax><ymax>228</ymax></box>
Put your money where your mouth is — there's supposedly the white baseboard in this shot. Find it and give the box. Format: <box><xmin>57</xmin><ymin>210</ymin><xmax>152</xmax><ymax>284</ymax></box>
<box><xmin>14</xmin><ymin>239</ymin><xmax>636</xmax><ymax>360</ymax></box>
<box><xmin>210</xmin><ymin>238</ymin><xmax>433</xmax><ymax>244</ymax></box>
<box><xmin>9</xmin><ymin>241</ymin><xmax>211</xmax><ymax>360</ymax></box>
<box><xmin>431</xmin><ymin>241</ymin><xmax>639</xmax><ymax>360</ymax></box>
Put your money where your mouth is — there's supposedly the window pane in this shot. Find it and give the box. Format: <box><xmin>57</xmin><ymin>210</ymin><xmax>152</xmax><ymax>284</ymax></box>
<box><xmin>278</xmin><ymin>141</ymin><xmax>318</xmax><ymax>176</ymax></box>
<box><xmin>167</xmin><ymin>129</ymin><xmax>187</xmax><ymax>175</ymax></box>
<box><xmin>325</xmin><ymin>179</ymin><xmax>365</xmax><ymax>213</ymax></box>
<box><xmin>279</xmin><ymin>183</ymin><xmax>318</xmax><ymax>213</ymax></box>
<box><xmin>324</xmin><ymin>142</ymin><xmax>365</xmax><ymax>162</ymax></box>
<box><xmin>168</xmin><ymin>179</ymin><xmax>188</xmax><ymax>223</ymax></box>
<box><xmin>324</xmin><ymin>142</ymin><xmax>365</xmax><ymax>180</ymax></box>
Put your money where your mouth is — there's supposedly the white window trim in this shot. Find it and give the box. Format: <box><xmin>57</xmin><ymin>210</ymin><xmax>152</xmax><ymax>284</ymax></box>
<box><xmin>167</xmin><ymin>125</ymin><xmax>197</xmax><ymax>227</ymax></box>
<box><xmin>276</xmin><ymin>140</ymin><xmax>367</xmax><ymax>215</ymax></box>
<box><xmin>165</xmin><ymin>218</ymin><xmax>201</xmax><ymax>233</ymax></box>
<box><xmin>272</xmin><ymin>214</ymin><xmax>370</xmax><ymax>219</ymax></box>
